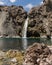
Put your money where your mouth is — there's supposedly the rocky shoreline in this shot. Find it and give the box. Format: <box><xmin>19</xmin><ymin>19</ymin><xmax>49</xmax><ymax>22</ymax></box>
<box><xmin>0</xmin><ymin>43</ymin><xmax>52</xmax><ymax>65</ymax></box>
<box><xmin>0</xmin><ymin>50</ymin><xmax>24</xmax><ymax>65</ymax></box>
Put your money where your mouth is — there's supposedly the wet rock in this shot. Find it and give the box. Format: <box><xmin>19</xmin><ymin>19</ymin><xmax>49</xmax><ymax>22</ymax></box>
<box><xmin>23</xmin><ymin>43</ymin><xmax>52</xmax><ymax>65</ymax></box>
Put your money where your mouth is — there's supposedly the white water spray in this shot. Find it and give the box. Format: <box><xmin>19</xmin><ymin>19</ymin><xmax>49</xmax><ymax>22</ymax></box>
<box><xmin>22</xmin><ymin>18</ymin><xmax>29</xmax><ymax>37</ymax></box>
<box><xmin>22</xmin><ymin>18</ymin><xmax>29</xmax><ymax>50</ymax></box>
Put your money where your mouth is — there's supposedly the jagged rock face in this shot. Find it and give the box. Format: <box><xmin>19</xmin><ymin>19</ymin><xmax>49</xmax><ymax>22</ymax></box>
<box><xmin>27</xmin><ymin>1</ymin><xmax>52</xmax><ymax>38</ymax></box>
<box><xmin>0</xmin><ymin>6</ymin><xmax>27</xmax><ymax>37</ymax></box>
<box><xmin>23</xmin><ymin>43</ymin><xmax>52</xmax><ymax>65</ymax></box>
<box><xmin>0</xmin><ymin>2</ymin><xmax>52</xmax><ymax>38</ymax></box>
<box><xmin>43</xmin><ymin>0</ymin><xmax>52</xmax><ymax>5</ymax></box>
<box><xmin>43</xmin><ymin>0</ymin><xmax>52</xmax><ymax>11</ymax></box>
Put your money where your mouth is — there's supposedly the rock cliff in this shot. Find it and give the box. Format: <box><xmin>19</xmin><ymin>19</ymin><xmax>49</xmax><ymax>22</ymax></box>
<box><xmin>0</xmin><ymin>0</ymin><xmax>52</xmax><ymax>38</ymax></box>
<box><xmin>0</xmin><ymin>6</ymin><xmax>27</xmax><ymax>37</ymax></box>
<box><xmin>27</xmin><ymin>0</ymin><xmax>52</xmax><ymax>38</ymax></box>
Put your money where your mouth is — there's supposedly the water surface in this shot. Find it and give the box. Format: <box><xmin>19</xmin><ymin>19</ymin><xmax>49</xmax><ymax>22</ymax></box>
<box><xmin>0</xmin><ymin>38</ymin><xmax>52</xmax><ymax>51</ymax></box>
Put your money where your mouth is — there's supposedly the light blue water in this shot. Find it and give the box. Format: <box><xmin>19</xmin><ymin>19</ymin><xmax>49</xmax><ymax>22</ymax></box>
<box><xmin>0</xmin><ymin>38</ymin><xmax>52</xmax><ymax>51</ymax></box>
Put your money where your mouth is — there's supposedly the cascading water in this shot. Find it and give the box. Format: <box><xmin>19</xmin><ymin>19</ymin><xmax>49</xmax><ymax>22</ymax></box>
<box><xmin>22</xmin><ymin>18</ymin><xmax>29</xmax><ymax>37</ymax></box>
<box><xmin>22</xmin><ymin>18</ymin><xmax>29</xmax><ymax>50</ymax></box>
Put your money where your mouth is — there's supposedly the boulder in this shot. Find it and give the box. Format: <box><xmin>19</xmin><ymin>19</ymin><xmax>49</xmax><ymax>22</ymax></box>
<box><xmin>23</xmin><ymin>43</ymin><xmax>52</xmax><ymax>65</ymax></box>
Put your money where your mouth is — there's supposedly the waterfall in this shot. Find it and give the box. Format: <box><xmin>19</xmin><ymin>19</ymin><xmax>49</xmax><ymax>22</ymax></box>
<box><xmin>22</xmin><ymin>18</ymin><xmax>29</xmax><ymax>37</ymax></box>
<box><xmin>22</xmin><ymin>18</ymin><xmax>29</xmax><ymax>50</ymax></box>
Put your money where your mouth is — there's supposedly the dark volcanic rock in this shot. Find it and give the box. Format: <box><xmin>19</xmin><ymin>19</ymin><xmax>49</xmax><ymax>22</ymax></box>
<box><xmin>0</xmin><ymin>6</ymin><xmax>27</xmax><ymax>37</ymax></box>
<box><xmin>23</xmin><ymin>43</ymin><xmax>52</xmax><ymax>65</ymax></box>
<box><xmin>27</xmin><ymin>0</ymin><xmax>52</xmax><ymax>38</ymax></box>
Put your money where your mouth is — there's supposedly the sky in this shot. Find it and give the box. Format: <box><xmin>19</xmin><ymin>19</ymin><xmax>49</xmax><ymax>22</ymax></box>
<box><xmin>0</xmin><ymin>0</ymin><xmax>43</xmax><ymax>11</ymax></box>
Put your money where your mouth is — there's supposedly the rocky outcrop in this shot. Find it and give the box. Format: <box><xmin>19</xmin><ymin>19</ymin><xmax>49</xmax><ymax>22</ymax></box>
<box><xmin>27</xmin><ymin>0</ymin><xmax>52</xmax><ymax>38</ymax></box>
<box><xmin>0</xmin><ymin>6</ymin><xmax>27</xmax><ymax>37</ymax></box>
<box><xmin>0</xmin><ymin>0</ymin><xmax>52</xmax><ymax>38</ymax></box>
<box><xmin>23</xmin><ymin>43</ymin><xmax>52</xmax><ymax>65</ymax></box>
